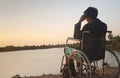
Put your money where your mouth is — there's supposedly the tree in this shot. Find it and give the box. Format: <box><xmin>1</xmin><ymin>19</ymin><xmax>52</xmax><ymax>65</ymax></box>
<box><xmin>108</xmin><ymin>33</ymin><xmax>113</xmax><ymax>41</ymax></box>
<box><xmin>108</xmin><ymin>33</ymin><xmax>120</xmax><ymax>51</ymax></box>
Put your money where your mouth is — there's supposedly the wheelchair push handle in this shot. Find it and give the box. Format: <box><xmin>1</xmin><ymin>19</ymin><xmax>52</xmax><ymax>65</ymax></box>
<box><xmin>106</xmin><ymin>31</ymin><xmax>112</xmax><ymax>34</ymax></box>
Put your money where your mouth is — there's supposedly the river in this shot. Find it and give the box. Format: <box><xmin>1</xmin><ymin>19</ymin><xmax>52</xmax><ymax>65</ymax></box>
<box><xmin>0</xmin><ymin>48</ymin><xmax>120</xmax><ymax>78</ymax></box>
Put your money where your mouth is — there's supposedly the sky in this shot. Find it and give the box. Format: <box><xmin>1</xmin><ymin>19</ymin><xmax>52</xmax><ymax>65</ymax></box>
<box><xmin>0</xmin><ymin>0</ymin><xmax>120</xmax><ymax>47</ymax></box>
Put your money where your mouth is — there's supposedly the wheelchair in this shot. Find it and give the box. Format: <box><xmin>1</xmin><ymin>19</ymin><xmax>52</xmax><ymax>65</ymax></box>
<box><xmin>60</xmin><ymin>31</ymin><xmax>120</xmax><ymax>78</ymax></box>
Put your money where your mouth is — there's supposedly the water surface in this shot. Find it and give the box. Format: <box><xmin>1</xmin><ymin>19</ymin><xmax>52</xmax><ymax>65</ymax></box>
<box><xmin>0</xmin><ymin>48</ymin><xmax>64</xmax><ymax>78</ymax></box>
<box><xmin>0</xmin><ymin>48</ymin><xmax>120</xmax><ymax>78</ymax></box>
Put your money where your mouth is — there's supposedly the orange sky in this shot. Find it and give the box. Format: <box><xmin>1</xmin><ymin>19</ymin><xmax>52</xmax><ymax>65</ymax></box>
<box><xmin>0</xmin><ymin>0</ymin><xmax>120</xmax><ymax>47</ymax></box>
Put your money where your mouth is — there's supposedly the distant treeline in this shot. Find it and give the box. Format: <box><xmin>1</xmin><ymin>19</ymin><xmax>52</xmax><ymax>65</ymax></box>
<box><xmin>0</xmin><ymin>44</ymin><xmax>66</xmax><ymax>52</ymax></box>
<box><xmin>0</xmin><ymin>34</ymin><xmax>120</xmax><ymax>52</ymax></box>
<box><xmin>0</xmin><ymin>42</ymin><xmax>111</xmax><ymax>52</ymax></box>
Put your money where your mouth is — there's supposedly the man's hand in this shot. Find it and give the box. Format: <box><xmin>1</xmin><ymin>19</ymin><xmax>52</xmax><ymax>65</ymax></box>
<box><xmin>79</xmin><ymin>15</ymin><xmax>86</xmax><ymax>23</ymax></box>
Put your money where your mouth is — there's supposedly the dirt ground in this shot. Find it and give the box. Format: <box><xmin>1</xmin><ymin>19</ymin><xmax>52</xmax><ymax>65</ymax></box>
<box><xmin>12</xmin><ymin>67</ymin><xmax>120</xmax><ymax>78</ymax></box>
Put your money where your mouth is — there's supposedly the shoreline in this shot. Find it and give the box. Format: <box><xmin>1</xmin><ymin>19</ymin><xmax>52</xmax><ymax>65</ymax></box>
<box><xmin>12</xmin><ymin>74</ymin><xmax>62</xmax><ymax>78</ymax></box>
<box><xmin>0</xmin><ymin>45</ymin><xmax>65</xmax><ymax>52</ymax></box>
<box><xmin>1</xmin><ymin>42</ymin><xmax>120</xmax><ymax>52</ymax></box>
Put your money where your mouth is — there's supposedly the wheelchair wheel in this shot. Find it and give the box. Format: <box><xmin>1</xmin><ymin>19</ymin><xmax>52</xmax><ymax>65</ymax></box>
<box><xmin>95</xmin><ymin>49</ymin><xmax>120</xmax><ymax>78</ymax></box>
<box><xmin>60</xmin><ymin>55</ymin><xmax>70</xmax><ymax>78</ymax></box>
<box><xmin>67</xmin><ymin>50</ymin><xmax>92</xmax><ymax>78</ymax></box>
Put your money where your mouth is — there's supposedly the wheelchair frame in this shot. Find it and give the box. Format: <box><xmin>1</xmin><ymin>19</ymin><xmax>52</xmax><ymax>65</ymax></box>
<box><xmin>60</xmin><ymin>31</ymin><xmax>120</xmax><ymax>78</ymax></box>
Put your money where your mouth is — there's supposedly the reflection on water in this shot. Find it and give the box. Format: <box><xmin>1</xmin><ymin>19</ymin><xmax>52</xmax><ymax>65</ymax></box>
<box><xmin>0</xmin><ymin>48</ymin><xmax>64</xmax><ymax>78</ymax></box>
<box><xmin>0</xmin><ymin>48</ymin><xmax>120</xmax><ymax>78</ymax></box>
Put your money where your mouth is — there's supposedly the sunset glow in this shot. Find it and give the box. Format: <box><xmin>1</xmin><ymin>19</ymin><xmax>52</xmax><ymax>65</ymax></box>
<box><xmin>0</xmin><ymin>0</ymin><xmax>120</xmax><ymax>47</ymax></box>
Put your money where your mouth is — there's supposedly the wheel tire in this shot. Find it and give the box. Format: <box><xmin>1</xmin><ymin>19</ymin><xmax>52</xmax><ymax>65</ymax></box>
<box><xmin>62</xmin><ymin>65</ymin><xmax>69</xmax><ymax>78</ymax></box>
<box><xmin>95</xmin><ymin>49</ymin><xmax>120</xmax><ymax>78</ymax></box>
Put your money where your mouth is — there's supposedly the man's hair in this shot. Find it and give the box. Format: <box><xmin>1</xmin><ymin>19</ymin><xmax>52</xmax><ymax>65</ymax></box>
<box><xmin>84</xmin><ymin>7</ymin><xmax>98</xmax><ymax>19</ymax></box>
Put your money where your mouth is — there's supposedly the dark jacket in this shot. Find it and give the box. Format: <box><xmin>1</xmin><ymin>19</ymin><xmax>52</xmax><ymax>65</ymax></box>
<box><xmin>74</xmin><ymin>19</ymin><xmax>107</xmax><ymax>61</ymax></box>
<box><xmin>74</xmin><ymin>19</ymin><xmax>107</xmax><ymax>40</ymax></box>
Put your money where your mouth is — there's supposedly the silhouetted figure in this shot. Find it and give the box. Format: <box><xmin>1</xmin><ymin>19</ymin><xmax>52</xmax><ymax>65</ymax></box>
<box><xmin>69</xmin><ymin>7</ymin><xmax>108</xmax><ymax>77</ymax></box>
<box><xmin>74</xmin><ymin>7</ymin><xmax>107</xmax><ymax>61</ymax></box>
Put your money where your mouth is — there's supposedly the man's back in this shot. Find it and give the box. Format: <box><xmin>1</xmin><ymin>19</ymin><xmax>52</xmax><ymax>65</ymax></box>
<box><xmin>74</xmin><ymin>19</ymin><xmax>107</xmax><ymax>40</ymax></box>
<box><xmin>74</xmin><ymin>19</ymin><xmax>107</xmax><ymax>61</ymax></box>
<box><xmin>83</xmin><ymin>19</ymin><xmax>107</xmax><ymax>37</ymax></box>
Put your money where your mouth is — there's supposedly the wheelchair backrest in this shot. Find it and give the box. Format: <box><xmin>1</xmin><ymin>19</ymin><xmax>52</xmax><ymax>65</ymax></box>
<box><xmin>82</xmin><ymin>33</ymin><xmax>106</xmax><ymax>61</ymax></box>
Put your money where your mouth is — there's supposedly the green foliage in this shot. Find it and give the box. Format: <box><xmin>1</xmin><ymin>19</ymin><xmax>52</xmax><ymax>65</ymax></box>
<box><xmin>112</xmin><ymin>36</ymin><xmax>120</xmax><ymax>50</ymax></box>
<box><xmin>108</xmin><ymin>33</ymin><xmax>114</xmax><ymax>41</ymax></box>
<box><xmin>108</xmin><ymin>34</ymin><xmax>120</xmax><ymax>51</ymax></box>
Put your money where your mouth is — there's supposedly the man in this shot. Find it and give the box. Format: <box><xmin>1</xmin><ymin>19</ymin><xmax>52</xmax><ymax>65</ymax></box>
<box><xmin>65</xmin><ymin>7</ymin><xmax>107</xmax><ymax>78</ymax></box>
<box><xmin>74</xmin><ymin>7</ymin><xmax>107</xmax><ymax>60</ymax></box>
<box><xmin>74</xmin><ymin>7</ymin><xmax>107</xmax><ymax>40</ymax></box>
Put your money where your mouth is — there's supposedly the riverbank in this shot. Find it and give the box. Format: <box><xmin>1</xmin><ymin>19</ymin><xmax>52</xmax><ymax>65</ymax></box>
<box><xmin>1</xmin><ymin>44</ymin><xmax>120</xmax><ymax>52</ymax></box>
<box><xmin>12</xmin><ymin>74</ymin><xmax>62</xmax><ymax>78</ymax></box>
<box><xmin>12</xmin><ymin>66</ymin><xmax>120</xmax><ymax>78</ymax></box>
<box><xmin>12</xmin><ymin>72</ymin><xmax>120</xmax><ymax>78</ymax></box>
<box><xmin>0</xmin><ymin>44</ymin><xmax>65</xmax><ymax>52</ymax></box>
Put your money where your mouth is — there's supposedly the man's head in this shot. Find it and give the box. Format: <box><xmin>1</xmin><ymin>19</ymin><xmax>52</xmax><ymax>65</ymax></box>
<box><xmin>84</xmin><ymin>7</ymin><xmax>98</xmax><ymax>22</ymax></box>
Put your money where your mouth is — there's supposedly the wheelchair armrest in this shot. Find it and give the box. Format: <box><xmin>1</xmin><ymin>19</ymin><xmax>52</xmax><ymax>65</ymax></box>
<box><xmin>67</xmin><ymin>37</ymin><xmax>80</xmax><ymax>42</ymax></box>
<box><xmin>66</xmin><ymin>37</ymin><xmax>80</xmax><ymax>44</ymax></box>
<box><xmin>83</xmin><ymin>31</ymin><xmax>91</xmax><ymax>34</ymax></box>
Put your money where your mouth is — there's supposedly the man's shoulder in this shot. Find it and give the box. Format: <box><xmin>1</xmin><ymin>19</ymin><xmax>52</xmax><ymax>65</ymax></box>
<box><xmin>97</xmin><ymin>19</ymin><xmax>107</xmax><ymax>25</ymax></box>
<box><xmin>90</xmin><ymin>19</ymin><xmax>107</xmax><ymax>27</ymax></box>
<box><xmin>98</xmin><ymin>19</ymin><xmax>107</xmax><ymax>28</ymax></box>
<box><xmin>82</xmin><ymin>19</ymin><xmax>107</xmax><ymax>30</ymax></box>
